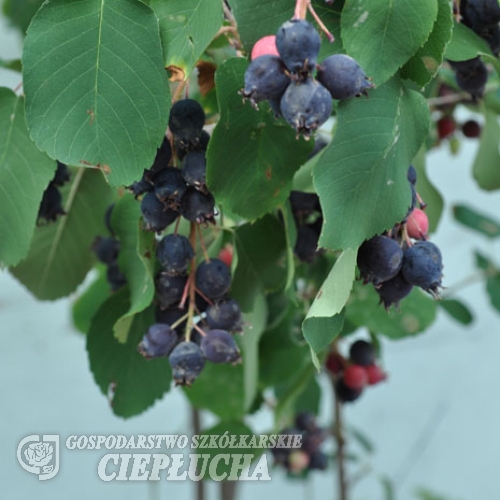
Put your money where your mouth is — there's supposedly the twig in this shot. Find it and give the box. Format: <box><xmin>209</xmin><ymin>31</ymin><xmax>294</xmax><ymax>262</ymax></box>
<box><xmin>330</xmin><ymin>368</ymin><xmax>348</xmax><ymax>500</ymax></box>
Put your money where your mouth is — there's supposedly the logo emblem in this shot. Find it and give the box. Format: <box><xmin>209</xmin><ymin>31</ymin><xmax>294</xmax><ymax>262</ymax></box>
<box><xmin>17</xmin><ymin>435</ymin><xmax>60</xmax><ymax>480</ymax></box>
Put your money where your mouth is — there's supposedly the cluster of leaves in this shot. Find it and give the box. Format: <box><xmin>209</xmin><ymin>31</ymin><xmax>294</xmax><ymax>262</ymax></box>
<box><xmin>2</xmin><ymin>0</ymin><xmax>500</xmax><ymax>466</ymax></box>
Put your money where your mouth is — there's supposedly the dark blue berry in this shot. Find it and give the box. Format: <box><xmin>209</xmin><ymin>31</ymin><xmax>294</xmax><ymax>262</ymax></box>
<box><xmin>140</xmin><ymin>191</ymin><xmax>179</xmax><ymax>232</ymax></box>
<box><xmin>201</xmin><ymin>329</ymin><xmax>241</xmax><ymax>364</ymax></box>
<box><xmin>179</xmin><ymin>188</ymin><xmax>216</xmax><ymax>224</ymax></box>
<box><xmin>138</xmin><ymin>323</ymin><xmax>178</xmax><ymax>359</ymax></box>
<box><xmin>156</xmin><ymin>234</ymin><xmax>194</xmax><ymax>275</ymax></box>
<box><xmin>205</xmin><ymin>299</ymin><xmax>242</xmax><ymax>332</ymax></box>
<box><xmin>349</xmin><ymin>340</ymin><xmax>375</xmax><ymax>367</ymax></box>
<box><xmin>180</xmin><ymin>151</ymin><xmax>207</xmax><ymax>192</ymax></box>
<box><xmin>169</xmin><ymin>99</ymin><xmax>205</xmax><ymax>148</ymax></box>
<box><xmin>195</xmin><ymin>258</ymin><xmax>231</xmax><ymax>300</ymax></box>
<box><xmin>155</xmin><ymin>272</ymin><xmax>188</xmax><ymax>309</ymax></box>
<box><xmin>376</xmin><ymin>272</ymin><xmax>413</xmax><ymax>309</ymax></box>
<box><xmin>169</xmin><ymin>341</ymin><xmax>206</xmax><ymax>386</ymax></box>
<box><xmin>92</xmin><ymin>236</ymin><xmax>120</xmax><ymax>265</ymax></box>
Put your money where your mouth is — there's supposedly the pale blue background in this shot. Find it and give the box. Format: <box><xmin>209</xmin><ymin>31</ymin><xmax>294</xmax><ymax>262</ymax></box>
<box><xmin>1</xmin><ymin>10</ymin><xmax>500</xmax><ymax>500</ymax></box>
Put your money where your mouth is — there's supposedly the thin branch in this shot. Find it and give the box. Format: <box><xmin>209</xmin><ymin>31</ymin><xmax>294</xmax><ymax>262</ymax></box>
<box><xmin>331</xmin><ymin>371</ymin><xmax>348</xmax><ymax>500</ymax></box>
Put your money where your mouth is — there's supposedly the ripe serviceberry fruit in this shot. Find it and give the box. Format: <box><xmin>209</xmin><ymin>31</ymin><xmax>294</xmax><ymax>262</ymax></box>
<box><xmin>462</xmin><ymin>119</ymin><xmax>481</xmax><ymax>138</ymax></box>
<box><xmin>154</xmin><ymin>167</ymin><xmax>187</xmax><ymax>207</ymax></box>
<box><xmin>195</xmin><ymin>258</ymin><xmax>231</xmax><ymax>300</ymax></box>
<box><xmin>276</xmin><ymin>19</ymin><xmax>321</xmax><ymax>74</ymax></box>
<box><xmin>138</xmin><ymin>323</ymin><xmax>178</xmax><ymax>359</ymax></box>
<box><xmin>309</xmin><ymin>451</ymin><xmax>328</xmax><ymax>470</ymax></box>
<box><xmin>316</xmin><ymin>54</ymin><xmax>372</xmax><ymax>100</ymax></box>
<box><xmin>92</xmin><ymin>236</ymin><xmax>120</xmax><ymax>265</ymax></box>
<box><xmin>205</xmin><ymin>299</ymin><xmax>242</xmax><ymax>332</ymax></box>
<box><xmin>295</xmin><ymin>412</ymin><xmax>317</xmax><ymax>433</ymax></box>
<box><xmin>280</xmin><ymin>78</ymin><xmax>333</xmax><ymax>137</ymax></box>
<box><xmin>179</xmin><ymin>188</ymin><xmax>216</xmax><ymax>224</ymax></box>
<box><xmin>376</xmin><ymin>272</ymin><xmax>414</xmax><ymax>309</ymax></box>
<box><xmin>38</xmin><ymin>184</ymin><xmax>65</xmax><ymax>222</ymax></box>
<box><xmin>140</xmin><ymin>191</ymin><xmax>178</xmax><ymax>232</ymax></box>
<box><xmin>169</xmin><ymin>341</ymin><xmax>206</xmax><ymax>386</ymax></box>
<box><xmin>241</xmin><ymin>55</ymin><xmax>291</xmax><ymax>107</ymax></box>
<box><xmin>449</xmin><ymin>58</ymin><xmax>488</xmax><ymax>99</ymax></box>
<box><xmin>294</xmin><ymin>224</ymin><xmax>321</xmax><ymax>263</ymax></box>
<box><xmin>148</xmin><ymin>136</ymin><xmax>173</xmax><ymax>177</ymax></box>
<box><xmin>326</xmin><ymin>351</ymin><xmax>347</xmax><ymax>374</ymax></box>
<box><xmin>201</xmin><ymin>329</ymin><xmax>242</xmax><ymax>364</ymax></box>
<box><xmin>401</xmin><ymin>241</ymin><xmax>443</xmax><ymax>295</ymax></box>
<box><xmin>407</xmin><ymin>208</ymin><xmax>429</xmax><ymax>240</ymax></box>
<box><xmin>106</xmin><ymin>262</ymin><xmax>127</xmax><ymax>291</ymax></box>
<box><xmin>176</xmin><ymin>130</ymin><xmax>210</xmax><ymax>161</ymax></box>
<box><xmin>289</xmin><ymin>190</ymin><xmax>321</xmax><ymax>222</ymax></box>
<box><xmin>156</xmin><ymin>234</ymin><xmax>194</xmax><ymax>275</ymax></box>
<box><xmin>155</xmin><ymin>272</ymin><xmax>188</xmax><ymax>309</ymax></box>
<box><xmin>343</xmin><ymin>364</ymin><xmax>368</xmax><ymax>390</ymax></box>
<box><xmin>251</xmin><ymin>35</ymin><xmax>280</xmax><ymax>59</ymax></box>
<box><xmin>168</xmin><ymin>99</ymin><xmax>205</xmax><ymax>147</ymax></box>
<box><xmin>349</xmin><ymin>340</ymin><xmax>375</xmax><ymax>367</ymax></box>
<box><xmin>52</xmin><ymin>161</ymin><xmax>71</xmax><ymax>186</ymax></box>
<box><xmin>180</xmin><ymin>151</ymin><xmax>207</xmax><ymax>192</ymax></box>
<box><xmin>357</xmin><ymin>235</ymin><xmax>403</xmax><ymax>286</ymax></box>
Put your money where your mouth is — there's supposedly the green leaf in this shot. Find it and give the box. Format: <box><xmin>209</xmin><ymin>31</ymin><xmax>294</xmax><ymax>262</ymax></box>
<box><xmin>232</xmin><ymin>214</ymin><xmax>287</xmax><ymax>312</ymax></box>
<box><xmin>259</xmin><ymin>309</ymin><xmax>310</xmax><ymax>387</ymax></box>
<box><xmin>11</xmin><ymin>169</ymin><xmax>114</xmax><ymax>300</ymax></box>
<box><xmin>349</xmin><ymin>426</ymin><xmax>374</xmax><ymax>454</ymax></box>
<box><xmin>486</xmin><ymin>275</ymin><xmax>500</xmax><ymax>314</ymax></box>
<box><xmin>341</xmin><ymin>0</ymin><xmax>438</xmax><ymax>86</ymax></box>
<box><xmin>381</xmin><ymin>476</ymin><xmax>396</xmax><ymax>500</ymax></box>
<box><xmin>303</xmin><ymin>249</ymin><xmax>358</xmax><ymax>358</ymax></box>
<box><xmin>413</xmin><ymin>146</ymin><xmax>443</xmax><ymax>234</ymax></box>
<box><xmin>196</xmin><ymin>421</ymin><xmax>263</xmax><ymax>480</ymax></box>
<box><xmin>2</xmin><ymin>0</ymin><xmax>45</xmax><ymax>34</ymax></box>
<box><xmin>72</xmin><ymin>268</ymin><xmax>111</xmax><ymax>334</ymax></box>
<box><xmin>151</xmin><ymin>0</ymin><xmax>223</xmax><ymax>79</ymax></box>
<box><xmin>0</xmin><ymin>59</ymin><xmax>22</xmax><ymax>72</ymax></box>
<box><xmin>184</xmin><ymin>363</ymin><xmax>245</xmax><ymax>420</ymax></box>
<box><xmin>0</xmin><ymin>88</ymin><xmax>56</xmax><ymax>267</ymax></box>
<box><xmin>472</xmin><ymin>110</ymin><xmax>500</xmax><ymax>190</ymax></box>
<box><xmin>23</xmin><ymin>0</ymin><xmax>170</xmax><ymax>187</ymax></box>
<box><xmin>346</xmin><ymin>281</ymin><xmax>437</xmax><ymax>339</ymax></box>
<box><xmin>401</xmin><ymin>0</ymin><xmax>453</xmax><ymax>87</ymax></box>
<box><xmin>474</xmin><ymin>250</ymin><xmax>491</xmax><ymax>271</ymax></box>
<box><xmin>293</xmin><ymin>375</ymin><xmax>321</xmax><ymax>415</ymax></box>
<box><xmin>87</xmin><ymin>290</ymin><xmax>171</xmax><ymax>417</ymax></box>
<box><xmin>446</xmin><ymin>21</ymin><xmax>494</xmax><ymax>61</ymax></box>
<box><xmin>453</xmin><ymin>204</ymin><xmax>500</xmax><ymax>238</ymax></box>
<box><xmin>241</xmin><ymin>293</ymin><xmax>268</xmax><ymax>411</ymax></box>
<box><xmin>314</xmin><ymin>78</ymin><xmax>429</xmax><ymax>250</ymax></box>
<box><xmin>439</xmin><ymin>299</ymin><xmax>473</xmax><ymax>326</ymax></box>
<box><xmin>112</xmin><ymin>195</ymin><xmax>156</xmax><ymax>343</ymax></box>
<box><xmin>206</xmin><ymin>58</ymin><xmax>312</xmax><ymax>220</ymax></box>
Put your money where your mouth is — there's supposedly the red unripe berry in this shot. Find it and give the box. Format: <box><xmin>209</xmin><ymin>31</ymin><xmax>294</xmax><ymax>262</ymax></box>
<box><xmin>461</xmin><ymin>120</ymin><xmax>481</xmax><ymax>138</ymax></box>
<box><xmin>407</xmin><ymin>208</ymin><xmax>429</xmax><ymax>240</ymax></box>
<box><xmin>343</xmin><ymin>364</ymin><xmax>368</xmax><ymax>390</ymax></box>
<box><xmin>217</xmin><ymin>245</ymin><xmax>233</xmax><ymax>268</ymax></box>
<box><xmin>437</xmin><ymin>116</ymin><xmax>456</xmax><ymax>139</ymax></box>
<box><xmin>326</xmin><ymin>352</ymin><xmax>346</xmax><ymax>374</ymax></box>
<box><xmin>251</xmin><ymin>35</ymin><xmax>279</xmax><ymax>60</ymax></box>
<box><xmin>366</xmin><ymin>364</ymin><xmax>387</xmax><ymax>385</ymax></box>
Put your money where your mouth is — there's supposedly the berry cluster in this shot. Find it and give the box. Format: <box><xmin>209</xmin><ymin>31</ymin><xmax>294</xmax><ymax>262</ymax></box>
<box><xmin>327</xmin><ymin>340</ymin><xmax>387</xmax><ymax>403</ymax></box>
<box><xmin>129</xmin><ymin>99</ymin><xmax>215</xmax><ymax>232</ymax></box>
<box><xmin>357</xmin><ymin>166</ymin><xmax>444</xmax><ymax>309</ymax></box>
<box><xmin>271</xmin><ymin>412</ymin><xmax>328</xmax><ymax>474</ymax></box>
<box><xmin>37</xmin><ymin>161</ymin><xmax>70</xmax><ymax>223</ymax></box>
<box><xmin>449</xmin><ymin>0</ymin><xmax>500</xmax><ymax>98</ymax></box>
<box><xmin>242</xmin><ymin>19</ymin><xmax>372</xmax><ymax>138</ymax></box>
<box><xmin>129</xmin><ymin>98</ymin><xmax>245</xmax><ymax>387</ymax></box>
<box><xmin>91</xmin><ymin>204</ymin><xmax>127</xmax><ymax>292</ymax></box>
<box><xmin>289</xmin><ymin>190</ymin><xmax>323</xmax><ymax>263</ymax></box>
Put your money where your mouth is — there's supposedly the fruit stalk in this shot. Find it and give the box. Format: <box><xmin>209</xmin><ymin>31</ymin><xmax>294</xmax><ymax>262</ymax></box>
<box><xmin>330</xmin><ymin>346</ymin><xmax>348</xmax><ymax>500</ymax></box>
<box><xmin>184</xmin><ymin>222</ymin><xmax>199</xmax><ymax>342</ymax></box>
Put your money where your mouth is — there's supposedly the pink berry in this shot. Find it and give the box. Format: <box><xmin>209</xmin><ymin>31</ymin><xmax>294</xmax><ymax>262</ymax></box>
<box><xmin>407</xmin><ymin>208</ymin><xmax>429</xmax><ymax>240</ymax></box>
<box><xmin>343</xmin><ymin>364</ymin><xmax>368</xmax><ymax>390</ymax></box>
<box><xmin>251</xmin><ymin>35</ymin><xmax>279</xmax><ymax>60</ymax></box>
<box><xmin>366</xmin><ymin>364</ymin><xmax>387</xmax><ymax>385</ymax></box>
<box><xmin>217</xmin><ymin>245</ymin><xmax>233</xmax><ymax>268</ymax></box>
